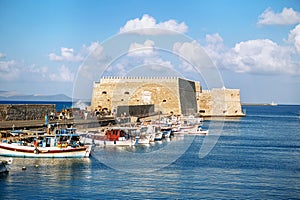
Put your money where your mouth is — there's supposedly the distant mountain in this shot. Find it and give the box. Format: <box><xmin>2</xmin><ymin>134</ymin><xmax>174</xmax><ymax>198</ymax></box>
<box><xmin>0</xmin><ymin>92</ymin><xmax>73</xmax><ymax>101</ymax></box>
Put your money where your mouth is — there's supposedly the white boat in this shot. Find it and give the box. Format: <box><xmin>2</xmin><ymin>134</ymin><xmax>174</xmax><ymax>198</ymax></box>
<box><xmin>154</xmin><ymin>132</ymin><xmax>163</xmax><ymax>141</ymax></box>
<box><xmin>270</xmin><ymin>101</ymin><xmax>278</xmax><ymax>106</ymax></box>
<box><xmin>134</xmin><ymin>135</ymin><xmax>150</xmax><ymax>145</ymax></box>
<box><xmin>162</xmin><ymin>130</ymin><xmax>171</xmax><ymax>138</ymax></box>
<box><xmin>81</xmin><ymin>128</ymin><xmax>135</xmax><ymax>146</ymax></box>
<box><xmin>0</xmin><ymin>142</ymin><xmax>92</xmax><ymax>158</ymax></box>
<box><xmin>174</xmin><ymin>125</ymin><xmax>208</xmax><ymax>135</ymax></box>
<box><xmin>174</xmin><ymin>125</ymin><xmax>197</xmax><ymax>134</ymax></box>
<box><xmin>0</xmin><ymin>129</ymin><xmax>92</xmax><ymax>158</ymax></box>
<box><xmin>188</xmin><ymin>125</ymin><xmax>209</xmax><ymax>135</ymax></box>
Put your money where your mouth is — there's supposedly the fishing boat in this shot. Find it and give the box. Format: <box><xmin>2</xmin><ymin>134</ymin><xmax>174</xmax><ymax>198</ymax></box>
<box><xmin>162</xmin><ymin>130</ymin><xmax>171</xmax><ymax>138</ymax></box>
<box><xmin>154</xmin><ymin>132</ymin><xmax>163</xmax><ymax>141</ymax></box>
<box><xmin>174</xmin><ymin>124</ymin><xmax>208</xmax><ymax>135</ymax></box>
<box><xmin>81</xmin><ymin>128</ymin><xmax>135</xmax><ymax>146</ymax></box>
<box><xmin>134</xmin><ymin>135</ymin><xmax>150</xmax><ymax>145</ymax></box>
<box><xmin>188</xmin><ymin>125</ymin><xmax>209</xmax><ymax>135</ymax></box>
<box><xmin>0</xmin><ymin>129</ymin><xmax>92</xmax><ymax>158</ymax></box>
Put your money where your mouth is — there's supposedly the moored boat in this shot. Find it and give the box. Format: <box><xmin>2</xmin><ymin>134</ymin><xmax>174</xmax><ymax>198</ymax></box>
<box><xmin>188</xmin><ymin>125</ymin><xmax>209</xmax><ymax>135</ymax></box>
<box><xmin>154</xmin><ymin>132</ymin><xmax>163</xmax><ymax>141</ymax></box>
<box><xmin>162</xmin><ymin>130</ymin><xmax>171</xmax><ymax>139</ymax></box>
<box><xmin>174</xmin><ymin>124</ymin><xmax>208</xmax><ymax>135</ymax></box>
<box><xmin>0</xmin><ymin>129</ymin><xmax>92</xmax><ymax>158</ymax></box>
<box><xmin>134</xmin><ymin>136</ymin><xmax>150</xmax><ymax>145</ymax></box>
<box><xmin>81</xmin><ymin>128</ymin><xmax>135</xmax><ymax>146</ymax></box>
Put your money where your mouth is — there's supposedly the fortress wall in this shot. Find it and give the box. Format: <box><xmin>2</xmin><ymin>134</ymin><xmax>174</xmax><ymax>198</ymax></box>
<box><xmin>197</xmin><ymin>88</ymin><xmax>244</xmax><ymax>117</ymax></box>
<box><xmin>198</xmin><ymin>90</ymin><xmax>213</xmax><ymax>114</ymax></box>
<box><xmin>91</xmin><ymin>76</ymin><xmax>244</xmax><ymax>117</ymax></box>
<box><xmin>91</xmin><ymin>77</ymin><xmax>181</xmax><ymax>115</ymax></box>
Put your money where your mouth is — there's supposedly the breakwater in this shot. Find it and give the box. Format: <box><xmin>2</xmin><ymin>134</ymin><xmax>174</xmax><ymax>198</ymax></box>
<box><xmin>0</xmin><ymin>118</ymin><xmax>116</xmax><ymax>131</ymax></box>
<box><xmin>0</xmin><ymin>104</ymin><xmax>56</xmax><ymax>121</ymax></box>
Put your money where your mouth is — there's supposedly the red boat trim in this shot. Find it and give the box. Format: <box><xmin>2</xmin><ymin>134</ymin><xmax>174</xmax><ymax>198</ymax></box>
<box><xmin>0</xmin><ymin>144</ymin><xmax>87</xmax><ymax>154</ymax></box>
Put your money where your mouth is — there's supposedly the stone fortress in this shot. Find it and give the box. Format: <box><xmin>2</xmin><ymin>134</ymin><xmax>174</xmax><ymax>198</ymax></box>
<box><xmin>90</xmin><ymin>76</ymin><xmax>245</xmax><ymax>117</ymax></box>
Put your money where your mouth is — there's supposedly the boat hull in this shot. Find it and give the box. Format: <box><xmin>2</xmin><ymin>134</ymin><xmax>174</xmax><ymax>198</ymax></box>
<box><xmin>175</xmin><ymin>126</ymin><xmax>209</xmax><ymax>135</ymax></box>
<box><xmin>83</xmin><ymin>137</ymin><xmax>134</xmax><ymax>146</ymax></box>
<box><xmin>0</xmin><ymin>143</ymin><xmax>91</xmax><ymax>158</ymax></box>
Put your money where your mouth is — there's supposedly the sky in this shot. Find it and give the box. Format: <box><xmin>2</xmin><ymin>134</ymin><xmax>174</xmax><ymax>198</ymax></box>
<box><xmin>0</xmin><ymin>0</ymin><xmax>300</xmax><ymax>104</ymax></box>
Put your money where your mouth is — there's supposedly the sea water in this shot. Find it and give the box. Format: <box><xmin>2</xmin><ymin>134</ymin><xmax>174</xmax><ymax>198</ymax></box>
<box><xmin>0</xmin><ymin>105</ymin><xmax>299</xmax><ymax>199</ymax></box>
<box><xmin>0</xmin><ymin>101</ymin><xmax>73</xmax><ymax>112</ymax></box>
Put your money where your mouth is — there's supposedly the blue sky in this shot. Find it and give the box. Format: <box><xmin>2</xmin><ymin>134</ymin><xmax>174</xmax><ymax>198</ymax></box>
<box><xmin>0</xmin><ymin>0</ymin><xmax>300</xmax><ymax>104</ymax></box>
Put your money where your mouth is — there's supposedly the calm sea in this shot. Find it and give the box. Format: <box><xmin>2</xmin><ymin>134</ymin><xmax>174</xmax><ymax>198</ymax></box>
<box><xmin>0</xmin><ymin>105</ymin><xmax>299</xmax><ymax>199</ymax></box>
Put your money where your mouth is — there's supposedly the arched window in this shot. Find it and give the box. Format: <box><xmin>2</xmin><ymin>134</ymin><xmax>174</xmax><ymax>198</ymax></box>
<box><xmin>102</xmin><ymin>91</ymin><xmax>107</xmax><ymax>94</ymax></box>
<box><xmin>124</xmin><ymin>91</ymin><xmax>130</xmax><ymax>95</ymax></box>
<box><xmin>162</xmin><ymin>99</ymin><xmax>167</xmax><ymax>102</ymax></box>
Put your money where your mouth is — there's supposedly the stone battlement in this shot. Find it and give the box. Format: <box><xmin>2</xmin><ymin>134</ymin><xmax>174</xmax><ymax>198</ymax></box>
<box><xmin>101</xmin><ymin>76</ymin><xmax>178</xmax><ymax>80</ymax></box>
<box><xmin>96</xmin><ymin>76</ymin><xmax>180</xmax><ymax>85</ymax></box>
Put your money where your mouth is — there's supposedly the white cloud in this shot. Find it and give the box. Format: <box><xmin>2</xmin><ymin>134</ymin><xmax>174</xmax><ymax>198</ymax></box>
<box><xmin>28</xmin><ymin>64</ymin><xmax>48</xmax><ymax>78</ymax></box>
<box><xmin>128</xmin><ymin>40</ymin><xmax>155</xmax><ymax>56</ymax></box>
<box><xmin>49</xmin><ymin>65</ymin><xmax>74</xmax><ymax>82</ymax></box>
<box><xmin>0</xmin><ymin>60</ymin><xmax>20</xmax><ymax>80</ymax></box>
<box><xmin>203</xmin><ymin>33</ymin><xmax>299</xmax><ymax>75</ymax></box>
<box><xmin>106</xmin><ymin>39</ymin><xmax>173</xmax><ymax>76</ymax></box>
<box><xmin>120</xmin><ymin>14</ymin><xmax>188</xmax><ymax>35</ymax></box>
<box><xmin>49</xmin><ymin>47</ymin><xmax>83</xmax><ymax>62</ymax></box>
<box><xmin>258</xmin><ymin>7</ymin><xmax>300</xmax><ymax>25</ymax></box>
<box><xmin>0</xmin><ymin>53</ymin><xmax>6</xmax><ymax>58</ymax></box>
<box><xmin>288</xmin><ymin>24</ymin><xmax>300</xmax><ymax>53</ymax></box>
<box><xmin>173</xmin><ymin>40</ymin><xmax>214</xmax><ymax>72</ymax></box>
<box><xmin>82</xmin><ymin>42</ymin><xmax>106</xmax><ymax>60</ymax></box>
<box><xmin>143</xmin><ymin>57</ymin><xmax>173</xmax><ymax>69</ymax></box>
<box><xmin>230</xmin><ymin>39</ymin><xmax>293</xmax><ymax>73</ymax></box>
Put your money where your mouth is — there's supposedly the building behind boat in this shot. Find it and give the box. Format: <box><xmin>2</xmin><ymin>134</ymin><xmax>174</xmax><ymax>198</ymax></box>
<box><xmin>90</xmin><ymin>76</ymin><xmax>245</xmax><ymax>117</ymax></box>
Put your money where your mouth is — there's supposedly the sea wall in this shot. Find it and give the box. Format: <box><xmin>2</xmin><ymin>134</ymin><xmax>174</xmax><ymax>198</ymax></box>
<box><xmin>0</xmin><ymin>104</ymin><xmax>56</xmax><ymax>121</ymax></box>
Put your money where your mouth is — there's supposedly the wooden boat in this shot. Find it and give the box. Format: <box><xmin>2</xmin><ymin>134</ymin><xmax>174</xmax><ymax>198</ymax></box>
<box><xmin>0</xmin><ymin>129</ymin><xmax>92</xmax><ymax>158</ymax></box>
<box><xmin>154</xmin><ymin>132</ymin><xmax>163</xmax><ymax>141</ymax></box>
<box><xmin>174</xmin><ymin>125</ymin><xmax>208</xmax><ymax>135</ymax></box>
<box><xmin>134</xmin><ymin>136</ymin><xmax>150</xmax><ymax>145</ymax></box>
<box><xmin>81</xmin><ymin>128</ymin><xmax>135</xmax><ymax>146</ymax></box>
<box><xmin>188</xmin><ymin>125</ymin><xmax>209</xmax><ymax>135</ymax></box>
<box><xmin>162</xmin><ymin>130</ymin><xmax>171</xmax><ymax>138</ymax></box>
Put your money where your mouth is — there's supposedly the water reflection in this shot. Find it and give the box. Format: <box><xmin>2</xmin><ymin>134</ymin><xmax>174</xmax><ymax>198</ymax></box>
<box><xmin>1</xmin><ymin>158</ymin><xmax>91</xmax><ymax>199</ymax></box>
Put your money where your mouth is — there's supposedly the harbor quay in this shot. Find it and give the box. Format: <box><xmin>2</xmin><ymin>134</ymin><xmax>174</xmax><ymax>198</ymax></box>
<box><xmin>0</xmin><ymin>118</ymin><xmax>116</xmax><ymax>131</ymax></box>
<box><xmin>0</xmin><ymin>103</ymin><xmax>116</xmax><ymax>132</ymax></box>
